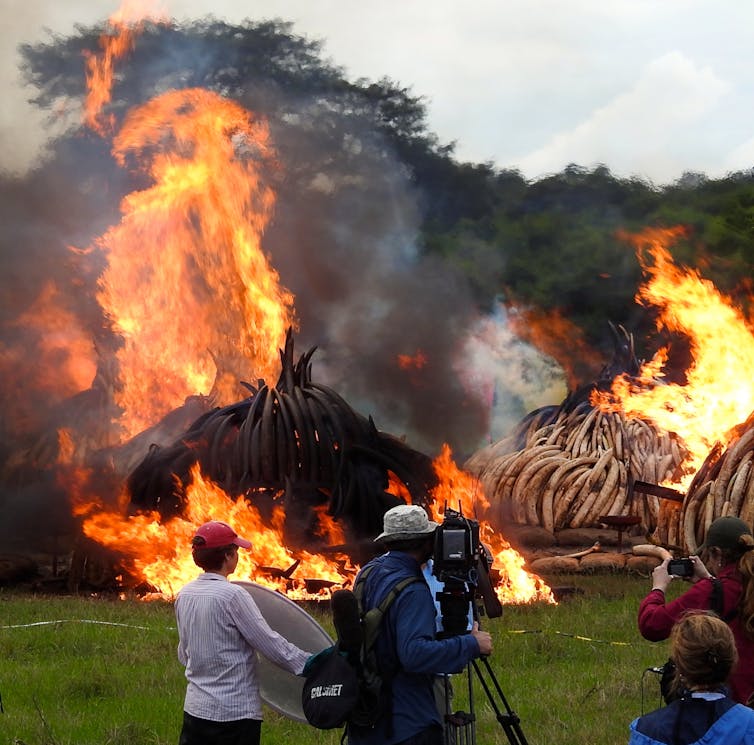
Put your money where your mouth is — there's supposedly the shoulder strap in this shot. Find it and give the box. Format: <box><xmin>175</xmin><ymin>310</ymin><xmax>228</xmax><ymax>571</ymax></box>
<box><xmin>354</xmin><ymin>566</ymin><xmax>423</xmax><ymax>653</ymax></box>
<box><xmin>347</xmin><ymin>569</ymin><xmax>423</xmax><ymax>738</ymax></box>
<box><xmin>711</xmin><ymin>578</ymin><xmax>738</xmax><ymax>622</ymax></box>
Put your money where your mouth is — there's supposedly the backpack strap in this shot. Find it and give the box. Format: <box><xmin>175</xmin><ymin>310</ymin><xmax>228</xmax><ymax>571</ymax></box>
<box><xmin>351</xmin><ymin>565</ymin><xmax>423</xmax><ymax>738</ymax></box>
<box><xmin>356</xmin><ymin>577</ymin><xmax>424</xmax><ymax>652</ymax></box>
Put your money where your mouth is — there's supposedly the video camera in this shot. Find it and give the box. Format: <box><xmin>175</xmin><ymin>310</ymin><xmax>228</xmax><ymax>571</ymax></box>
<box><xmin>432</xmin><ymin>506</ymin><xmax>502</xmax><ymax>636</ymax></box>
<box><xmin>431</xmin><ymin>507</ymin><xmax>529</xmax><ymax>745</ymax></box>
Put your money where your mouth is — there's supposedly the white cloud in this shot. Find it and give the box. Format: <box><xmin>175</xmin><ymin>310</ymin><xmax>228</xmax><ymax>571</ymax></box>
<box><xmin>514</xmin><ymin>51</ymin><xmax>731</xmax><ymax>183</ymax></box>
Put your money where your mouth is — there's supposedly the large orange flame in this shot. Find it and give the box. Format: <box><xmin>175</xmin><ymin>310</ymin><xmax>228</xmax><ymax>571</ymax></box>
<box><xmin>67</xmin><ymin>0</ymin><xmax>553</xmax><ymax>607</ymax></box>
<box><xmin>76</xmin><ymin>465</ymin><xmax>355</xmax><ymax>600</ymax></box>
<box><xmin>94</xmin><ymin>87</ymin><xmax>295</xmax><ymax>438</ymax></box>
<box><xmin>73</xmin><ymin>445</ymin><xmax>553</xmax><ymax>604</ymax></box>
<box><xmin>593</xmin><ymin>226</ymin><xmax>754</xmax><ymax>488</ymax></box>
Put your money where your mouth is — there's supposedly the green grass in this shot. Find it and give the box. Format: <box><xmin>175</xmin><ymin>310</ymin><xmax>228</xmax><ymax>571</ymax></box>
<box><xmin>0</xmin><ymin>574</ymin><xmax>677</xmax><ymax>745</ymax></box>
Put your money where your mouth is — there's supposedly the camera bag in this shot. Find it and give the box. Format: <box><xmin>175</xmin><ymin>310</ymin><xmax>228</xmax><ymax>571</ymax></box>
<box><xmin>302</xmin><ymin>566</ymin><xmax>421</xmax><ymax>731</ymax></box>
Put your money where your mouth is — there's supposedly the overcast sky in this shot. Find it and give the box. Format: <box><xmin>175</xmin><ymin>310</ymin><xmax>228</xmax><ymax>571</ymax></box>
<box><xmin>3</xmin><ymin>0</ymin><xmax>754</xmax><ymax>185</ymax></box>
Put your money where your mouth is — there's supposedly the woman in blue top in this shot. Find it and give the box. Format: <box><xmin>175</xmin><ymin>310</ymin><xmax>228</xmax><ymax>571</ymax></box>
<box><xmin>629</xmin><ymin>611</ymin><xmax>754</xmax><ymax>744</ymax></box>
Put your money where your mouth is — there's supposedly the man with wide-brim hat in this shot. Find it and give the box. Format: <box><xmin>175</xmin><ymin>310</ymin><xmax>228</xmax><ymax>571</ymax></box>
<box><xmin>638</xmin><ymin>514</ymin><xmax>754</xmax><ymax>705</ymax></box>
<box><xmin>374</xmin><ymin>503</ymin><xmax>440</xmax><ymax>544</ymax></box>
<box><xmin>347</xmin><ymin>504</ymin><xmax>492</xmax><ymax>745</ymax></box>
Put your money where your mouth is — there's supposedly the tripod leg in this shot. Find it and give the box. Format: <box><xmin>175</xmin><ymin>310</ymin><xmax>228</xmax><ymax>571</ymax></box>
<box><xmin>442</xmin><ymin>666</ymin><xmax>475</xmax><ymax>745</ymax></box>
<box><xmin>471</xmin><ymin>658</ymin><xmax>529</xmax><ymax>745</ymax></box>
<box><xmin>436</xmin><ymin>675</ymin><xmax>455</xmax><ymax>745</ymax></box>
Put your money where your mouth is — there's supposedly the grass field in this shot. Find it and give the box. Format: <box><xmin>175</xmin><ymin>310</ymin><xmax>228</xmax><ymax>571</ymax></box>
<box><xmin>0</xmin><ymin>573</ymin><xmax>675</xmax><ymax>745</ymax></box>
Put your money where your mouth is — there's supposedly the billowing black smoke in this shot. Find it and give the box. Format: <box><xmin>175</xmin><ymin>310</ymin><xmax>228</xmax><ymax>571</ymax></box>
<box><xmin>0</xmin><ymin>17</ymin><xmax>558</xmax><ymax>548</ymax></box>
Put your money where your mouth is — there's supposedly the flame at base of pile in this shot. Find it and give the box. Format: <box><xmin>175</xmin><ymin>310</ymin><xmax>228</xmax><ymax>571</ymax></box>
<box><xmin>71</xmin><ymin>333</ymin><xmax>553</xmax><ymax>605</ymax></box>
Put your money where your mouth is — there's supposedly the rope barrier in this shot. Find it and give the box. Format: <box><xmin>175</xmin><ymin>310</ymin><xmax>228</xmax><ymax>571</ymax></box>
<box><xmin>505</xmin><ymin>628</ymin><xmax>635</xmax><ymax>646</ymax></box>
<box><xmin>0</xmin><ymin>619</ymin><xmax>175</xmax><ymax>631</ymax></box>
<box><xmin>2</xmin><ymin>620</ymin><xmax>634</xmax><ymax>645</ymax></box>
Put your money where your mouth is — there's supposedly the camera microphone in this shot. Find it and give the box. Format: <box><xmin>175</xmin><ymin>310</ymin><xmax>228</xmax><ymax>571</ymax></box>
<box><xmin>331</xmin><ymin>589</ymin><xmax>363</xmax><ymax>658</ymax></box>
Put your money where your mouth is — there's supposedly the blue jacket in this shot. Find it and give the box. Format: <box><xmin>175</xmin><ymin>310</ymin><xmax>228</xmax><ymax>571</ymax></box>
<box><xmin>629</xmin><ymin>694</ymin><xmax>754</xmax><ymax>744</ymax></box>
<box><xmin>347</xmin><ymin>551</ymin><xmax>481</xmax><ymax>745</ymax></box>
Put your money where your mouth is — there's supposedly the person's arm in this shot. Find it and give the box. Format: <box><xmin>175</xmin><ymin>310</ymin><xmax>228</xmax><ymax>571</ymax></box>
<box><xmin>638</xmin><ymin>573</ymin><xmax>716</xmax><ymax>641</ymax></box>
<box><xmin>230</xmin><ymin>590</ymin><xmax>311</xmax><ymax>674</ymax></box>
<box><xmin>392</xmin><ymin>584</ymin><xmax>481</xmax><ymax>674</ymax></box>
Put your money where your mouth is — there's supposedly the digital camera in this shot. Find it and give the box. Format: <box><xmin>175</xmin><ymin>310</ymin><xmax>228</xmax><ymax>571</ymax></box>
<box><xmin>667</xmin><ymin>557</ymin><xmax>694</xmax><ymax>577</ymax></box>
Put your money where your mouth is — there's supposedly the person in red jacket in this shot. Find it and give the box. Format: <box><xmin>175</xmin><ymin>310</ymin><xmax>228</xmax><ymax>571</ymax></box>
<box><xmin>637</xmin><ymin>516</ymin><xmax>754</xmax><ymax>704</ymax></box>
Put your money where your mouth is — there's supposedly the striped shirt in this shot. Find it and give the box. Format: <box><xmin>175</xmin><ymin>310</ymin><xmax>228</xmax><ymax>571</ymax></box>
<box><xmin>175</xmin><ymin>573</ymin><xmax>310</xmax><ymax>721</ymax></box>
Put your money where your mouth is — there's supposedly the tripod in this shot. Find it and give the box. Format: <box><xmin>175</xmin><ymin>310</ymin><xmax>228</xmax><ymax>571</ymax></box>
<box><xmin>435</xmin><ymin>589</ymin><xmax>529</xmax><ymax>745</ymax></box>
<box><xmin>429</xmin><ymin>517</ymin><xmax>529</xmax><ymax>745</ymax></box>
<box><xmin>440</xmin><ymin>652</ymin><xmax>528</xmax><ymax>745</ymax></box>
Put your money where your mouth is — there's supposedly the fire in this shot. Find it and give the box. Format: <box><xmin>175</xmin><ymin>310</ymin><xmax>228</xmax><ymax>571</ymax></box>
<box><xmin>78</xmin><ymin>464</ymin><xmax>356</xmax><ymax>599</ymax></box>
<box><xmin>84</xmin><ymin>0</ymin><xmax>169</xmax><ymax>135</ymax></box>
<box><xmin>508</xmin><ymin>306</ymin><xmax>603</xmax><ymax>392</ymax></box>
<box><xmin>397</xmin><ymin>350</ymin><xmax>428</xmax><ymax>370</ymax></box>
<box><xmin>11</xmin><ymin>282</ymin><xmax>97</xmax><ymax>396</ymax></box>
<box><xmin>81</xmin><ymin>3</ymin><xmax>295</xmax><ymax>439</ymax></box>
<box><xmin>62</xmin><ymin>0</ymin><xmax>554</xmax><ymax>608</ymax></box>
<box><xmin>73</xmin><ymin>444</ymin><xmax>553</xmax><ymax>606</ymax></box>
<box><xmin>593</xmin><ymin>226</ymin><xmax>754</xmax><ymax>488</ymax></box>
<box><xmin>429</xmin><ymin>444</ymin><xmax>555</xmax><ymax>604</ymax></box>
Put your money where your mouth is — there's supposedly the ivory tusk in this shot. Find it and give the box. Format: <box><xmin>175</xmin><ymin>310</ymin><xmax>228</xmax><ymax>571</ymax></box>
<box><xmin>561</xmin><ymin>541</ymin><xmax>601</xmax><ymax>559</ymax></box>
<box><xmin>632</xmin><ymin>544</ymin><xmax>672</xmax><ymax>561</ymax></box>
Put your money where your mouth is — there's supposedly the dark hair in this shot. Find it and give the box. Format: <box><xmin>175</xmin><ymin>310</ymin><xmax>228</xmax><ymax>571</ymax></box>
<box><xmin>732</xmin><ymin>533</ymin><xmax>754</xmax><ymax>636</ymax></box>
<box><xmin>671</xmin><ymin>611</ymin><xmax>737</xmax><ymax>690</ymax></box>
<box><xmin>191</xmin><ymin>541</ymin><xmax>236</xmax><ymax>571</ymax></box>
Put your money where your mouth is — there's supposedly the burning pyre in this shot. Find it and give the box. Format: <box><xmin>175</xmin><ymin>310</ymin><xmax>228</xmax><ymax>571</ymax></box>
<box><xmin>0</xmin><ymin>2</ymin><xmax>555</xmax><ymax>605</ymax></box>
<box><xmin>469</xmin><ymin>226</ymin><xmax>754</xmax><ymax>556</ymax></box>
<box><xmin>72</xmin><ymin>329</ymin><xmax>553</xmax><ymax>604</ymax></box>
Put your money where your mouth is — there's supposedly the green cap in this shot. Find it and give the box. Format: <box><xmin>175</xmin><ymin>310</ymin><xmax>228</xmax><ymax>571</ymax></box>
<box><xmin>695</xmin><ymin>516</ymin><xmax>752</xmax><ymax>554</ymax></box>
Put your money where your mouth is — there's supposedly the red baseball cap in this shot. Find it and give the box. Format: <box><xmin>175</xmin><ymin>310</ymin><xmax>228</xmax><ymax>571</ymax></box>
<box><xmin>192</xmin><ymin>521</ymin><xmax>252</xmax><ymax>550</ymax></box>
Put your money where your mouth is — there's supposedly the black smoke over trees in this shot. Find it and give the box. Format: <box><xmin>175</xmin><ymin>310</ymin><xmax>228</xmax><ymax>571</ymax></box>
<box><xmin>4</xmin><ymin>16</ymin><xmax>490</xmax><ymax>480</ymax></box>
<box><xmin>4</xmin><ymin>14</ymin><xmax>754</xmax><ymax>518</ymax></box>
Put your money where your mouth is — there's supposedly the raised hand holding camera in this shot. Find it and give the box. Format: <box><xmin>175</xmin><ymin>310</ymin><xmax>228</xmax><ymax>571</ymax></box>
<box><xmin>667</xmin><ymin>557</ymin><xmax>694</xmax><ymax>577</ymax></box>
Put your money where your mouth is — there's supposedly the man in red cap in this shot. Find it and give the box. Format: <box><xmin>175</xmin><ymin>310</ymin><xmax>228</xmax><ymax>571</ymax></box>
<box><xmin>175</xmin><ymin>520</ymin><xmax>311</xmax><ymax>745</ymax></box>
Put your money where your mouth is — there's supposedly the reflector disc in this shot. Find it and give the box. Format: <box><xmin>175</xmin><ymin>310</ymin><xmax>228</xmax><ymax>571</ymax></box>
<box><xmin>234</xmin><ymin>581</ymin><xmax>333</xmax><ymax>722</ymax></box>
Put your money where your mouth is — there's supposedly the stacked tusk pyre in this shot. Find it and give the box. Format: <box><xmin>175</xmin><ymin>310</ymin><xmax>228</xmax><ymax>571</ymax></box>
<box><xmin>466</xmin><ymin>324</ymin><xmax>689</xmax><ymax>548</ymax></box>
<box><xmin>127</xmin><ymin>329</ymin><xmax>437</xmax><ymax>554</ymax></box>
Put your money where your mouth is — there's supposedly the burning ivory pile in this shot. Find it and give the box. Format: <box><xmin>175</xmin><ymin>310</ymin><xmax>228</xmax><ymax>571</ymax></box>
<box><xmin>674</xmin><ymin>411</ymin><xmax>754</xmax><ymax>553</ymax></box>
<box><xmin>467</xmin><ymin>401</ymin><xmax>686</xmax><ymax>535</ymax></box>
<box><xmin>465</xmin><ymin>401</ymin><xmax>687</xmax><ymax>573</ymax></box>
<box><xmin>468</xmin><ymin>397</ymin><xmax>754</xmax><ymax>573</ymax></box>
